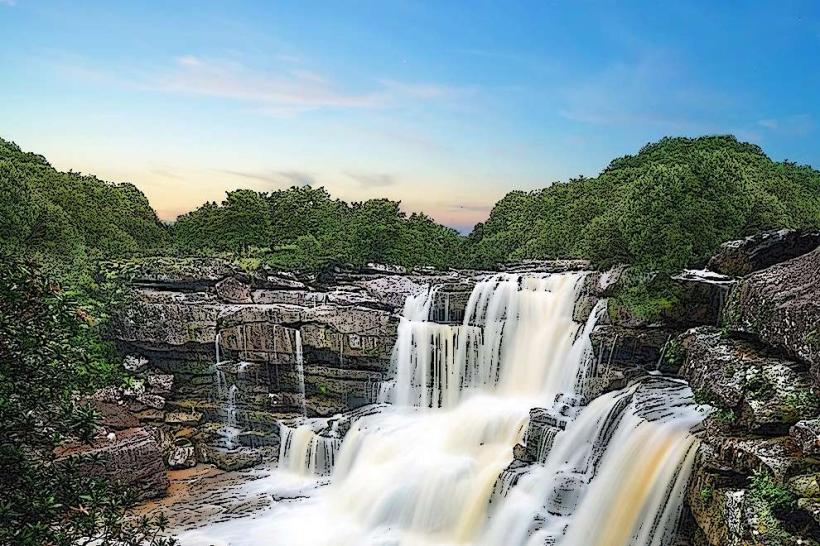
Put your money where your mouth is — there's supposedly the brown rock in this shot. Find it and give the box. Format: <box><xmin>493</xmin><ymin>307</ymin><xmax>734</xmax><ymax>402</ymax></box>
<box><xmin>56</xmin><ymin>427</ymin><xmax>169</xmax><ymax>501</ymax></box>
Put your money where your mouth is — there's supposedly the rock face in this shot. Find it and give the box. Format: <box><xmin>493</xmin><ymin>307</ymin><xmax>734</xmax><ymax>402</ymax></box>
<box><xmin>680</xmin><ymin>328</ymin><xmax>818</xmax><ymax>434</ymax></box>
<box><xmin>56</xmin><ymin>428</ymin><xmax>169</xmax><ymax>501</ymax></box>
<box><xmin>707</xmin><ymin>229</ymin><xmax>820</xmax><ymax>277</ymax></box>
<box><xmin>724</xmin><ymin>247</ymin><xmax>820</xmax><ymax>384</ymax></box>
<box><xmin>677</xmin><ymin>246</ymin><xmax>820</xmax><ymax>545</ymax></box>
<box><xmin>107</xmin><ymin>257</ymin><xmax>479</xmax><ymax>471</ymax></box>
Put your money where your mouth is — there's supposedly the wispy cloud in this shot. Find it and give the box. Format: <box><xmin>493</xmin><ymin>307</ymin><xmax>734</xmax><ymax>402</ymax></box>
<box><xmin>216</xmin><ymin>168</ymin><xmax>316</xmax><ymax>188</ymax></box>
<box><xmin>757</xmin><ymin>114</ymin><xmax>815</xmax><ymax>136</ymax></box>
<box><xmin>558</xmin><ymin>52</ymin><xmax>731</xmax><ymax>130</ymax></box>
<box><xmin>131</xmin><ymin>55</ymin><xmax>466</xmax><ymax>117</ymax></box>
<box><xmin>346</xmin><ymin>171</ymin><xmax>397</xmax><ymax>188</ymax></box>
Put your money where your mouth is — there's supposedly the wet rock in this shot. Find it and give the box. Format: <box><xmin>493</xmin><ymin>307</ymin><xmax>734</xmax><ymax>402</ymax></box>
<box><xmin>215</xmin><ymin>276</ymin><xmax>253</xmax><ymax>303</ymax></box>
<box><xmin>590</xmin><ymin>324</ymin><xmax>676</xmax><ymax>371</ymax></box>
<box><xmin>723</xmin><ymin>247</ymin><xmax>820</xmax><ymax>384</ymax></box>
<box><xmin>147</xmin><ymin>373</ymin><xmax>174</xmax><ymax>394</ymax></box>
<box><xmin>197</xmin><ymin>445</ymin><xmax>265</xmax><ymax>471</ymax></box>
<box><xmin>55</xmin><ymin>427</ymin><xmax>169</xmax><ymax>500</ymax></box>
<box><xmin>791</xmin><ymin>419</ymin><xmax>820</xmax><ymax>457</ymax></box>
<box><xmin>167</xmin><ymin>438</ymin><xmax>197</xmax><ymax>469</ymax></box>
<box><xmin>164</xmin><ymin>410</ymin><xmax>204</xmax><ymax>426</ymax></box>
<box><xmin>679</xmin><ymin>328</ymin><xmax>818</xmax><ymax>434</ymax></box>
<box><xmin>123</xmin><ymin>354</ymin><xmax>148</xmax><ymax>372</ymax></box>
<box><xmin>707</xmin><ymin>229</ymin><xmax>820</xmax><ymax>277</ymax></box>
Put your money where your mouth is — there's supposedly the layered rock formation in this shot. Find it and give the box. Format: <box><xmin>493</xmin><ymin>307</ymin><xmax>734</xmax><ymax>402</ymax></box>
<box><xmin>107</xmin><ymin>258</ymin><xmax>483</xmax><ymax>471</ymax></box>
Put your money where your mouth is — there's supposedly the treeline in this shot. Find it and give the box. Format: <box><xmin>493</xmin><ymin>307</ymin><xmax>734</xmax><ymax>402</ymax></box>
<box><xmin>173</xmin><ymin>187</ymin><xmax>467</xmax><ymax>270</ymax></box>
<box><xmin>0</xmin><ymin>138</ymin><xmax>169</xmax><ymax>282</ymax></box>
<box><xmin>470</xmin><ymin>136</ymin><xmax>820</xmax><ymax>272</ymax></box>
<box><xmin>2</xmin><ymin>135</ymin><xmax>820</xmax><ymax>279</ymax></box>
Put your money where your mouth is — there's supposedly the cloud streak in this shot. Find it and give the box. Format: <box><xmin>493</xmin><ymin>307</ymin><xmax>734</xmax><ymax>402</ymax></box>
<box><xmin>137</xmin><ymin>55</ymin><xmax>465</xmax><ymax>117</ymax></box>
<box><xmin>216</xmin><ymin>168</ymin><xmax>316</xmax><ymax>187</ymax></box>
<box><xmin>346</xmin><ymin>171</ymin><xmax>397</xmax><ymax>188</ymax></box>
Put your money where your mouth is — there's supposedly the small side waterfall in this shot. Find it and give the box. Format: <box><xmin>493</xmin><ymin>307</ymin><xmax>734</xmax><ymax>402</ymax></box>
<box><xmin>278</xmin><ymin>421</ymin><xmax>343</xmax><ymax>476</ymax></box>
<box><xmin>295</xmin><ymin>330</ymin><xmax>307</xmax><ymax>416</ymax></box>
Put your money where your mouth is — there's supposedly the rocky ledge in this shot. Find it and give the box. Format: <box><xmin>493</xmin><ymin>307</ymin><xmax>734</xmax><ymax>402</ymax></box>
<box><xmin>583</xmin><ymin>229</ymin><xmax>820</xmax><ymax>545</ymax></box>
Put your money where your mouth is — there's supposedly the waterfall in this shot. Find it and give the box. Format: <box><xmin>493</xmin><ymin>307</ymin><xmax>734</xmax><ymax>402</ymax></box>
<box><xmin>179</xmin><ymin>272</ymin><xmax>707</xmax><ymax>546</ymax></box>
<box><xmin>278</xmin><ymin>422</ymin><xmax>343</xmax><ymax>476</ymax></box>
<box><xmin>481</xmin><ymin>379</ymin><xmax>704</xmax><ymax>546</ymax></box>
<box><xmin>295</xmin><ymin>330</ymin><xmax>307</xmax><ymax>416</ymax></box>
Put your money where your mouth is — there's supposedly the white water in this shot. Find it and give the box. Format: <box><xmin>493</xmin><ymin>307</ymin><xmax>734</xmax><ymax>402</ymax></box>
<box><xmin>181</xmin><ymin>272</ymin><xmax>706</xmax><ymax>546</ymax></box>
<box><xmin>295</xmin><ymin>330</ymin><xmax>307</xmax><ymax>416</ymax></box>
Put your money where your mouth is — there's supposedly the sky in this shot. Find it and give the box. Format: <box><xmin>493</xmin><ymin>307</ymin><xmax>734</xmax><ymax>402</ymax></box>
<box><xmin>1</xmin><ymin>1</ymin><xmax>819</xmax><ymax>232</ymax></box>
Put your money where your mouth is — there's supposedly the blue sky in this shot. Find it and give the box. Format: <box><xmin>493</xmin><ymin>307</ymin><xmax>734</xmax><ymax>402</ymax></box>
<box><xmin>1</xmin><ymin>1</ymin><xmax>819</xmax><ymax>231</ymax></box>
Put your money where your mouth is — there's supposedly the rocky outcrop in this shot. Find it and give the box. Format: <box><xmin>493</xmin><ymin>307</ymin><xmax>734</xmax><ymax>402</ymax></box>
<box><xmin>724</xmin><ymin>247</ymin><xmax>820</xmax><ymax>384</ymax></box>
<box><xmin>56</xmin><ymin>428</ymin><xmax>169</xmax><ymax>501</ymax></box>
<box><xmin>707</xmin><ymin>229</ymin><xmax>820</xmax><ymax>277</ymax></box>
<box><xmin>680</xmin><ymin>328</ymin><xmax>818</xmax><ymax>435</ymax></box>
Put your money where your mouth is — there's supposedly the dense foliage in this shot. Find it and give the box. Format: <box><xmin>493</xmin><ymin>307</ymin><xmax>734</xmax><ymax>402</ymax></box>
<box><xmin>0</xmin><ymin>260</ymin><xmax>173</xmax><ymax>546</ymax></box>
<box><xmin>0</xmin><ymin>138</ymin><xmax>169</xmax><ymax>282</ymax></box>
<box><xmin>470</xmin><ymin>136</ymin><xmax>820</xmax><ymax>272</ymax></box>
<box><xmin>173</xmin><ymin>186</ymin><xmax>467</xmax><ymax>270</ymax></box>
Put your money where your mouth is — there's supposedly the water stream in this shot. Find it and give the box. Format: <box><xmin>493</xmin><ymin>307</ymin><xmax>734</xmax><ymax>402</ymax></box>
<box><xmin>182</xmin><ymin>272</ymin><xmax>706</xmax><ymax>546</ymax></box>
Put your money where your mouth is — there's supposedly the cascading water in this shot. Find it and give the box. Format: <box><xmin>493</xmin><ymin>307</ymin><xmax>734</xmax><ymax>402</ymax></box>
<box><xmin>295</xmin><ymin>330</ymin><xmax>307</xmax><ymax>416</ymax></box>
<box><xmin>180</xmin><ymin>272</ymin><xmax>707</xmax><ymax>546</ymax></box>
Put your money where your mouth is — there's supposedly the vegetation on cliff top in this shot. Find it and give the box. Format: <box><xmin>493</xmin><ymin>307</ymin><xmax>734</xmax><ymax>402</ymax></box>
<box><xmin>2</xmin><ymin>134</ymin><xmax>819</xmax><ymax>277</ymax></box>
<box><xmin>470</xmin><ymin>136</ymin><xmax>820</xmax><ymax>272</ymax></box>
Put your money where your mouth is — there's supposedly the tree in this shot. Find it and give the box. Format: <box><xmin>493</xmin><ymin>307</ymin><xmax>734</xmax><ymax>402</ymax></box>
<box><xmin>0</xmin><ymin>260</ymin><xmax>174</xmax><ymax>546</ymax></box>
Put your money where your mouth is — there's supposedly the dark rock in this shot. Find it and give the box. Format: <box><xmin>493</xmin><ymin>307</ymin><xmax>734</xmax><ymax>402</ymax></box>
<box><xmin>708</xmin><ymin>229</ymin><xmax>820</xmax><ymax>277</ymax></box>
<box><xmin>88</xmin><ymin>400</ymin><xmax>140</xmax><ymax>430</ymax></box>
<box><xmin>590</xmin><ymin>324</ymin><xmax>676</xmax><ymax>371</ymax></box>
<box><xmin>723</xmin><ymin>247</ymin><xmax>820</xmax><ymax>384</ymax></box>
<box><xmin>215</xmin><ymin>276</ymin><xmax>253</xmax><ymax>303</ymax></box>
<box><xmin>791</xmin><ymin>419</ymin><xmax>820</xmax><ymax>457</ymax></box>
<box><xmin>679</xmin><ymin>328</ymin><xmax>818</xmax><ymax>434</ymax></box>
<box><xmin>55</xmin><ymin>427</ymin><xmax>169</xmax><ymax>500</ymax></box>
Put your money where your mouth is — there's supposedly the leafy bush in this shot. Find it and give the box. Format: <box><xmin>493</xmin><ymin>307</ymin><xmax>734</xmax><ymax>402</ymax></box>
<box><xmin>749</xmin><ymin>471</ymin><xmax>795</xmax><ymax>513</ymax></box>
<box><xmin>0</xmin><ymin>260</ymin><xmax>173</xmax><ymax>546</ymax></box>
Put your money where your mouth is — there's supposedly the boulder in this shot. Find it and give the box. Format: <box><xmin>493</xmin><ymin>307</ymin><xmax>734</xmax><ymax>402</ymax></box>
<box><xmin>707</xmin><ymin>229</ymin><xmax>820</xmax><ymax>277</ymax></box>
<box><xmin>87</xmin><ymin>400</ymin><xmax>140</xmax><ymax>430</ymax></box>
<box><xmin>167</xmin><ymin>438</ymin><xmax>197</xmax><ymax>469</ymax></box>
<box><xmin>723</xmin><ymin>247</ymin><xmax>820</xmax><ymax>384</ymax></box>
<box><xmin>215</xmin><ymin>276</ymin><xmax>253</xmax><ymax>303</ymax></box>
<box><xmin>55</xmin><ymin>427</ymin><xmax>169</xmax><ymax>500</ymax></box>
<box><xmin>790</xmin><ymin>419</ymin><xmax>820</xmax><ymax>457</ymax></box>
<box><xmin>197</xmin><ymin>444</ymin><xmax>265</xmax><ymax>471</ymax></box>
<box><xmin>679</xmin><ymin>328</ymin><xmax>818</xmax><ymax>434</ymax></box>
<box><xmin>146</xmin><ymin>373</ymin><xmax>174</xmax><ymax>394</ymax></box>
